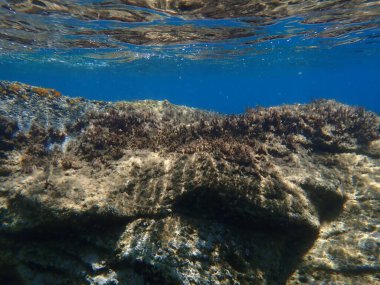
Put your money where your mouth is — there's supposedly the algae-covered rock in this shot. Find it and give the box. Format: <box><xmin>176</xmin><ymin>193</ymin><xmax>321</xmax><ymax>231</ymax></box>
<box><xmin>0</xmin><ymin>81</ymin><xmax>379</xmax><ymax>284</ymax></box>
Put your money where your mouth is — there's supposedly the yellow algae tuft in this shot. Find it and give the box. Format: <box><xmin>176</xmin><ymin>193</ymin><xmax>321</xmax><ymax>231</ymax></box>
<box><xmin>31</xmin><ymin>87</ymin><xmax>50</xmax><ymax>97</ymax></box>
<box><xmin>52</xmin><ymin>90</ymin><xmax>61</xmax><ymax>98</ymax></box>
<box><xmin>29</xmin><ymin>86</ymin><xmax>61</xmax><ymax>99</ymax></box>
<box><xmin>9</xmin><ymin>83</ymin><xmax>23</xmax><ymax>93</ymax></box>
<box><xmin>8</xmin><ymin>83</ymin><xmax>28</xmax><ymax>97</ymax></box>
<box><xmin>67</xmin><ymin>98</ymin><xmax>83</xmax><ymax>105</ymax></box>
<box><xmin>0</xmin><ymin>81</ymin><xmax>63</xmax><ymax>101</ymax></box>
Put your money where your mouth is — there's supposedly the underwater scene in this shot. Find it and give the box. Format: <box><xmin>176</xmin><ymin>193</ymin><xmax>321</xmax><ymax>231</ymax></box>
<box><xmin>0</xmin><ymin>1</ymin><xmax>380</xmax><ymax>285</ymax></box>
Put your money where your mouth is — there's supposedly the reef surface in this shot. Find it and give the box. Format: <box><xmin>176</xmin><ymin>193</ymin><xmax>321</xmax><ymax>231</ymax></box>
<box><xmin>0</xmin><ymin>81</ymin><xmax>379</xmax><ymax>285</ymax></box>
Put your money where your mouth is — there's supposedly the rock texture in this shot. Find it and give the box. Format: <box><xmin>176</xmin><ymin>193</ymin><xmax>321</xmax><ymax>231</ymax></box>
<box><xmin>0</xmin><ymin>81</ymin><xmax>379</xmax><ymax>285</ymax></box>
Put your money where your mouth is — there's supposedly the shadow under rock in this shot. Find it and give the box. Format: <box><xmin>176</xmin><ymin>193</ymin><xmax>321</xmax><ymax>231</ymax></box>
<box><xmin>0</xmin><ymin>263</ymin><xmax>26</xmax><ymax>285</ymax></box>
<box><xmin>0</xmin><ymin>194</ymin><xmax>133</xmax><ymax>284</ymax></box>
<box><xmin>172</xmin><ymin>187</ymin><xmax>319</xmax><ymax>285</ymax></box>
<box><xmin>301</xmin><ymin>181</ymin><xmax>346</xmax><ymax>223</ymax></box>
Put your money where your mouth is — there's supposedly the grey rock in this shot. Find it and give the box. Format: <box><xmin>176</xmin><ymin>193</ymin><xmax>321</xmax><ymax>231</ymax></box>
<box><xmin>0</xmin><ymin>81</ymin><xmax>379</xmax><ymax>284</ymax></box>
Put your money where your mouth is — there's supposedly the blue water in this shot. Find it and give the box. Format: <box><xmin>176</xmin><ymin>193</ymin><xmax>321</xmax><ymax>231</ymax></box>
<box><xmin>0</xmin><ymin>1</ymin><xmax>379</xmax><ymax>114</ymax></box>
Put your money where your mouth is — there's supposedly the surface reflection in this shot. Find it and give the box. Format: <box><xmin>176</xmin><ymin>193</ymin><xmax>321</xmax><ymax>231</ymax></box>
<box><xmin>0</xmin><ymin>0</ymin><xmax>379</xmax><ymax>62</ymax></box>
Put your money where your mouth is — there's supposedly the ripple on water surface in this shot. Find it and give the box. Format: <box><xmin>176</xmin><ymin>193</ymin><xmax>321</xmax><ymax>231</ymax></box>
<box><xmin>0</xmin><ymin>0</ymin><xmax>379</xmax><ymax>64</ymax></box>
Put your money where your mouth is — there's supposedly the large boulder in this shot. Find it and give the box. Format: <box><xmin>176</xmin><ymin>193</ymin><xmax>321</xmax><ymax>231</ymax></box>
<box><xmin>0</xmin><ymin>81</ymin><xmax>379</xmax><ymax>284</ymax></box>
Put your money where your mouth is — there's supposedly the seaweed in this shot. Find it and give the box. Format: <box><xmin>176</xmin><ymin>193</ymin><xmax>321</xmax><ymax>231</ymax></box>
<box><xmin>17</xmin><ymin>124</ymin><xmax>65</xmax><ymax>157</ymax></box>
<box><xmin>74</xmin><ymin>106</ymin><xmax>158</xmax><ymax>160</ymax></box>
<box><xmin>8</xmin><ymin>123</ymin><xmax>66</xmax><ymax>173</ymax></box>
<box><xmin>70</xmin><ymin>100</ymin><xmax>379</xmax><ymax>167</ymax></box>
<box><xmin>0</xmin><ymin>115</ymin><xmax>18</xmax><ymax>157</ymax></box>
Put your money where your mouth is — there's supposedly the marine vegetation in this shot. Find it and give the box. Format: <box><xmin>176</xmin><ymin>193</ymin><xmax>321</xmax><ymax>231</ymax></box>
<box><xmin>0</xmin><ymin>81</ymin><xmax>61</xmax><ymax>100</ymax></box>
<box><xmin>71</xmin><ymin>99</ymin><xmax>379</xmax><ymax>166</ymax></box>
<box><xmin>0</xmin><ymin>115</ymin><xmax>18</xmax><ymax>156</ymax></box>
<box><xmin>0</xmin><ymin>114</ymin><xmax>66</xmax><ymax>173</ymax></box>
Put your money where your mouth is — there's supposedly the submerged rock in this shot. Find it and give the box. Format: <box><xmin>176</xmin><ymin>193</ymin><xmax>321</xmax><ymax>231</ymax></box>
<box><xmin>0</xmin><ymin>81</ymin><xmax>379</xmax><ymax>284</ymax></box>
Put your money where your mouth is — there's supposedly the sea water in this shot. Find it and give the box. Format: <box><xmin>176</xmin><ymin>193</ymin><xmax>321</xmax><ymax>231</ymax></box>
<box><xmin>0</xmin><ymin>1</ymin><xmax>379</xmax><ymax>114</ymax></box>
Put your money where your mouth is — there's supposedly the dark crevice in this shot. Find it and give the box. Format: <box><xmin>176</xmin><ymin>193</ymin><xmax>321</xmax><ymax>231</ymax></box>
<box><xmin>32</xmin><ymin>0</ymin><xmax>47</xmax><ymax>7</ymax></box>
<box><xmin>301</xmin><ymin>182</ymin><xmax>346</xmax><ymax>222</ymax></box>
<box><xmin>0</xmin><ymin>263</ymin><xmax>25</xmax><ymax>285</ymax></box>
<box><xmin>0</xmin><ymin>211</ymin><xmax>169</xmax><ymax>243</ymax></box>
<box><xmin>172</xmin><ymin>187</ymin><xmax>321</xmax><ymax>284</ymax></box>
<box><xmin>172</xmin><ymin>187</ymin><xmax>318</xmax><ymax>236</ymax></box>
<box><xmin>110</xmin><ymin>259</ymin><xmax>181</xmax><ymax>285</ymax></box>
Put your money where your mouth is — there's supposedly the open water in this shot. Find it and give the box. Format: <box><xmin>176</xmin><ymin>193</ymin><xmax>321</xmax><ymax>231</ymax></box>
<box><xmin>0</xmin><ymin>0</ymin><xmax>379</xmax><ymax>114</ymax></box>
